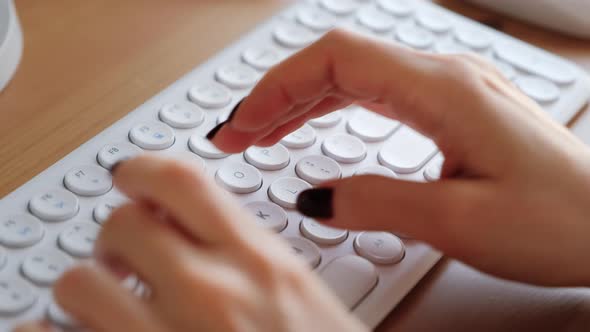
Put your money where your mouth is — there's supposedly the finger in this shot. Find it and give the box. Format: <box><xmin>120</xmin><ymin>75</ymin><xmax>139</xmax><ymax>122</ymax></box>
<box><xmin>112</xmin><ymin>155</ymin><xmax>248</xmax><ymax>246</ymax></box>
<box><xmin>296</xmin><ymin>175</ymin><xmax>486</xmax><ymax>249</ymax></box>
<box><xmin>96</xmin><ymin>202</ymin><xmax>212</xmax><ymax>290</ymax></box>
<box><xmin>212</xmin><ymin>28</ymin><xmax>481</xmax><ymax>152</ymax></box>
<box><xmin>54</xmin><ymin>264</ymin><xmax>163</xmax><ymax>332</ymax></box>
<box><xmin>13</xmin><ymin>322</ymin><xmax>56</xmax><ymax>332</ymax></box>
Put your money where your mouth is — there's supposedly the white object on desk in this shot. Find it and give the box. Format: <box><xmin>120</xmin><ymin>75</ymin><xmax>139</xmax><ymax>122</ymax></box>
<box><xmin>0</xmin><ymin>0</ymin><xmax>22</xmax><ymax>92</ymax></box>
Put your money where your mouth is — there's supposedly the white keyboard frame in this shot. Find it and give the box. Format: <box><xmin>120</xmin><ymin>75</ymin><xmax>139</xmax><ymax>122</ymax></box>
<box><xmin>2</xmin><ymin>0</ymin><xmax>590</xmax><ymax>330</ymax></box>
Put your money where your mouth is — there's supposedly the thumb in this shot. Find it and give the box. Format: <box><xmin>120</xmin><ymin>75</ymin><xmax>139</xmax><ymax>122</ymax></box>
<box><xmin>296</xmin><ymin>175</ymin><xmax>478</xmax><ymax>245</ymax></box>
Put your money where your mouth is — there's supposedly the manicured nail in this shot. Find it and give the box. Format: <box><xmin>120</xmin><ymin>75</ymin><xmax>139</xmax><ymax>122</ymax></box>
<box><xmin>206</xmin><ymin>97</ymin><xmax>245</xmax><ymax>141</ymax></box>
<box><xmin>296</xmin><ymin>188</ymin><xmax>334</xmax><ymax>219</ymax></box>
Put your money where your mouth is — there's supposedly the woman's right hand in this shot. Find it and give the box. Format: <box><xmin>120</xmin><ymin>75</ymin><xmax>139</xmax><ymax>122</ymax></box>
<box><xmin>210</xmin><ymin>29</ymin><xmax>590</xmax><ymax>286</ymax></box>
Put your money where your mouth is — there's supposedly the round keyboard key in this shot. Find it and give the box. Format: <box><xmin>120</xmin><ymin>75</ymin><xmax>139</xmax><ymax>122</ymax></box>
<box><xmin>59</xmin><ymin>222</ymin><xmax>100</xmax><ymax>258</ymax></box>
<box><xmin>245</xmin><ymin>145</ymin><xmax>290</xmax><ymax>171</ymax></box>
<box><xmin>0</xmin><ymin>277</ymin><xmax>38</xmax><ymax>315</ymax></box>
<box><xmin>97</xmin><ymin>142</ymin><xmax>143</xmax><ymax>170</ymax></box>
<box><xmin>242</xmin><ymin>47</ymin><xmax>284</xmax><ymax>71</ymax></box>
<box><xmin>244</xmin><ymin>201</ymin><xmax>288</xmax><ymax>233</ymax></box>
<box><xmin>377</xmin><ymin>0</ymin><xmax>414</xmax><ymax>17</ymax></box>
<box><xmin>308</xmin><ymin>111</ymin><xmax>342</xmax><ymax>128</ymax></box>
<box><xmin>64</xmin><ymin>165</ymin><xmax>113</xmax><ymax>197</ymax></box>
<box><xmin>300</xmin><ymin>219</ymin><xmax>348</xmax><ymax>245</ymax></box>
<box><xmin>29</xmin><ymin>189</ymin><xmax>79</xmax><ymax>222</ymax></box>
<box><xmin>188</xmin><ymin>82</ymin><xmax>232</xmax><ymax>109</ymax></box>
<box><xmin>0</xmin><ymin>247</ymin><xmax>6</xmax><ymax>271</ymax></box>
<box><xmin>159</xmin><ymin>103</ymin><xmax>205</xmax><ymax>129</ymax></box>
<box><xmin>297</xmin><ymin>7</ymin><xmax>336</xmax><ymax>32</ymax></box>
<box><xmin>424</xmin><ymin>159</ymin><xmax>443</xmax><ymax>181</ymax></box>
<box><xmin>22</xmin><ymin>250</ymin><xmax>73</xmax><ymax>286</ymax></box>
<box><xmin>355</xmin><ymin>165</ymin><xmax>397</xmax><ymax>178</ymax></box>
<box><xmin>0</xmin><ymin>214</ymin><xmax>44</xmax><ymax>248</ymax></box>
<box><xmin>434</xmin><ymin>39</ymin><xmax>472</xmax><ymax>55</ymax></box>
<box><xmin>189</xmin><ymin>135</ymin><xmax>230</xmax><ymax>159</ymax></box>
<box><xmin>280</xmin><ymin>124</ymin><xmax>317</xmax><ymax>149</ymax></box>
<box><xmin>357</xmin><ymin>6</ymin><xmax>396</xmax><ymax>33</ymax></box>
<box><xmin>354</xmin><ymin>232</ymin><xmax>405</xmax><ymax>264</ymax></box>
<box><xmin>493</xmin><ymin>60</ymin><xmax>517</xmax><ymax>81</ymax></box>
<box><xmin>416</xmin><ymin>10</ymin><xmax>452</xmax><ymax>33</ymax></box>
<box><xmin>268</xmin><ymin>177</ymin><xmax>312</xmax><ymax>209</ymax></box>
<box><xmin>396</xmin><ymin>23</ymin><xmax>434</xmax><ymax>49</ymax></box>
<box><xmin>285</xmin><ymin>237</ymin><xmax>321</xmax><ymax>268</ymax></box>
<box><xmin>48</xmin><ymin>300</ymin><xmax>78</xmax><ymax>328</ymax></box>
<box><xmin>319</xmin><ymin>0</ymin><xmax>359</xmax><ymax>16</ymax></box>
<box><xmin>129</xmin><ymin>121</ymin><xmax>175</xmax><ymax>150</ymax></box>
<box><xmin>515</xmin><ymin>76</ymin><xmax>560</xmax><ymax>103</ymax></box>
<box><xmin>216</xmin><ymin>64</ymin><xmax>260</xmax><ymax>89</ymax></box>
<box><xmin>296</xmin><ymin>155</ymin><xmax>342</xmax><ymax>185</ymax></box>
<box><xmin>94</xmin><ymin>198</ymin><xmax>125</xmax><ymax>225</ymax></box>
<box><xmin>215</xmin><ymin>161</ymin><xmax>263</xmax><ymax>194</ymax></box>
<box><xmin>274</xmin><ymin>24</ymin><xmax>317</xmax><ymax>48</ymax></box>
<box><xmin>347</xmin><ymin>109</ymin><xmax>399</xmax><ymax>142</ymax></box>
<box><xmin>455</xmin><ymin>26</ymin><xmax>492</xmax><ymax>50</ymax></box>
<box><xmin>322</xmin><ymin>134</ymin><xmax>367</xmax><ymax>164</ymax></box>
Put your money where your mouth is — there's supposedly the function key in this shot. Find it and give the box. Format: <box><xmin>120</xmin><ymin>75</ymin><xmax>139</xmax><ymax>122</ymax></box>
<box><xmin>377</xmin><ymin>0</ymin><xmax>414</xmax><ymax>17</ymax></box>
<box><xmin>216</xmin><ymin>64</ymin><xmax>260</xmax><ymax>89</ymax></box>
<box><xmin>188</xmin><ymin>135</ymin><xmax>229</xmax><ymax>159</ymax></box>
<box><xmin>347</xmin><ymin>108</ymin><xmax>400</xmax><ymax>142</ymax></box>
<box><xmin>94</xmin><ymin>198</ymin><xmax>125</xmax><ymax>225</ymax></box>
<box><xmin>274</xmin><ymin>24</ymin><xmax>317</xmax><ymax>49</ymax></box>
<box><xmin>319</xmin><ymin>0</ymin><xmax>361</xmax><ymax>16</ymax></box>
<box><xmin>357</xmin><ymin>6</ymin><xmax>396</xmax><ymax>33</ymax></box>
<box><xmin>285</xmin><ymin>237</ymin><xmax>321</xmax><ymax>269</ymax></box>
<box><xmin>29</xmin><ymin>189</ymin><xmax>79</xmax><ymax>222</ymax></box>
<box><xmin>454</xmin><ymin>26</ymin><xmax>492</xmax><ymax>50</ymax></box>
<box><xmin>515</xmin><ymin>76</ymin><xmax>560</xmax><ymax>104</ymax></box>
<box><xmin>295</xmin><ymin>155</ymin><xmax>342</xmax><ymax>185</ymax></box>
<box><xmin>244</xmin><ymin>201</ymin><xmax>288</xmax><ymax>233</ymax></box>
<box><xmin>296</xmin><ymin>7</ymin><xmax>336</xmax><ymax>32</ymax></box>
<box><xmin>64</xmin><ymin>165</ymin><xmax>113</xmax><ymax>197</ymax></box>
<box><xmin>424</xmin><ymin>154</ymin><xmax>443</xmax><ymax>182</ymax></box>
<box><xmin>355</xmin><ymin>165</ymin><xmax>397</xmax><ymax>178</ymax></box>
<box><xmin>300</xmin><ymin>219</ymin><xmax>348</xmax><ymax>245</ymax></box>
<box><xmin>244</xmin><ymin>144</ymin><xmax>291</xmax><ymax>171</ymax></box>
<box><xmin>129</xmin><ymin>121</ymin><xmax>175</xmax><ymax>150</ymax></box>
<box><xmin>268</xmin><ymin>177</ymin><xmax>312</xmax><ymax>209</ymax></box>
<box><xmin>0</xmin><ymin>214</ymin><xmax>44</xmax><ymax>248</ymax></box>
<box><xmin>354</xmin><ymin>232</ymin><xmax>405</xmax><ymax>264</ymax></box>
<box><xmin>242</xmin><ymin>47</ymin><xmax>284</xmax><ymax>71</ymax></box>
<box><xmin>395</xmin><ymin>23</ymin><xmax>434</xmax><ymax>49</ymax></box>
<box><xmin>378</xmin><ymin>126</ymin><xmax>437</xmax><ymax>174</ymax></box>
<box><xmin>59</xmin><ymin>222</ymin><xmax>100</xmax><ymax>258</ymax></box>
<box><xmin>188</xmin><ymin>82</ymin><xmax>232</xmax><ymax>109</ymax></box>
<box><xmin>416</xmin><ymin>10</ymin><xmax>452</xmax><ymax>34</ymax></box>
<box><xmin>494</xmin><ymin>41</ymin><xmax>576</xmax><ymax>85</ymax></box>
<box><xmin>159</xmin><ymin>103</ymin><xmax>205</xmax><ymax>129</ymax></box>
<box><xmin>308</xmin><ymin>111</ymin><xmax>343</xmax><ymax>128</ymax></box>
<box><xmin>22</xmin><ymin>250</ymin><xmax>73</xmax><ymax>286</ymax></box>
<box><xmin>215</xmin><ymin>161</ymin><xmax>263</xmax><ymax>194</ymax></box>
<box><xmin>322</xmin><ymin>134</ymin><xmax>367</xmax><ymax>164</ymax></box>
<box><xmin>97</xmin><ymin>142</ymin><xmax>143</xmax><ymax>170</ymax></box>
<box><xmin>280</xmin><ymin>124</ymin><xmax>317</xmax><ymax>149</ymax></box>
<box><xmin>319</xmin><ymin>255</ymin><xmax>378</xmax><ymax>309</ymax></box>
<box><xmin>0</xmin><ymin>277</ymin><xmax>38</xmax><ymax>315</ymax></box>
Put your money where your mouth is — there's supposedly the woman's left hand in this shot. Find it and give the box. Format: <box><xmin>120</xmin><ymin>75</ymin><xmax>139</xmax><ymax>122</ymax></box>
<box><xmin>16</xmin><ymin>155</ymin><xmax>365</xmax><ymax>332</ymax></box>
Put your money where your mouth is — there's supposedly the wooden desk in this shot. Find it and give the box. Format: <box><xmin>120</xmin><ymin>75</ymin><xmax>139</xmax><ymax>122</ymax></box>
<box><xmin>1</xmin><ymin>1</ymin><xmax>589</xmax><ymax>331</ymax></box>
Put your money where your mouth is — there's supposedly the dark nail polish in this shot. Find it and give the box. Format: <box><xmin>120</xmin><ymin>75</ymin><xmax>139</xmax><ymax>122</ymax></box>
<box><xmin>206</xmin><ymin>122</ymin><xmax>226</xmax><ymax>140</ymax></box>
<box><xmin>296</xmin><ymin>188</ymin><xmax>334</xmax><ymax>219</ymax></box>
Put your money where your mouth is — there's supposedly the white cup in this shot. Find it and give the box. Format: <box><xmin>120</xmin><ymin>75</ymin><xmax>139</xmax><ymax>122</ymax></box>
<box><xmin>0</xmin><ymin>0</ymin><xmax>23</xmax><ymax>92</ymax></box>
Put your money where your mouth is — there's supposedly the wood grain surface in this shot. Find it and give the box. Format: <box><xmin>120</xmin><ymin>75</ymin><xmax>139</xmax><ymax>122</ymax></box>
<box><xmin>1</xmin><ymin>1</ymin><xmax>589</xmax><ymax>331</ymax></box>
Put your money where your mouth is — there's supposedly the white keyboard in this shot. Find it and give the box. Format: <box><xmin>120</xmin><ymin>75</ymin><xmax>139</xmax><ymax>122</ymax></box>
<box><xmin>2</xmin><ymin>0</ymin><xmax>589</xmax><ymax>330</ymax></box>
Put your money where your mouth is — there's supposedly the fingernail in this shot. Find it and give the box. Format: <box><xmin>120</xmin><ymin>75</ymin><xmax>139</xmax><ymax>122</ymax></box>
<box><xmin>296</xmin><ymin>188</ymin><xmax>334</xmax><ymax>219</ymax></box>
<box><xmin>206</xmin><ymin>97</ymin><xmax>245</xmax><ymax>141</ymax></box>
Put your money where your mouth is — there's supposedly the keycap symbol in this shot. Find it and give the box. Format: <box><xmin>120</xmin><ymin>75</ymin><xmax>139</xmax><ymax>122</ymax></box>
<box><xmin>54</xmin><ymin>201</ymin><xmax>65</xmax><ymax>209</ymax></box>
<box><xmin>256</xmin><ymin>210</ymin><xmax>270</xmax><ymax>220</ymax></box>
<box><xmin>292</xmin><ymin>246</ymin><xmax>304</xmax><ymax>255</ymax></box>
<box><xmin>233</xmin><ymin>171</ymin><xmax>245</xmax><ymax>179</ymax></box>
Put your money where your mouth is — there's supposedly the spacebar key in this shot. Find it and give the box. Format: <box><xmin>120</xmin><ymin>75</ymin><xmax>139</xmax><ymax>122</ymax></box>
<box><xmin>319</xmin><ymin>255</ymin><xmax>378</xmax><ymax>309</ymax></box>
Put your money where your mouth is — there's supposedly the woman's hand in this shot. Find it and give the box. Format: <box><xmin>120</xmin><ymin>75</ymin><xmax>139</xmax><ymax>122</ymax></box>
<box><xmin>17</xmin><ymin>155</ymin><xmax>367</xmax><ymax>332</ymax></box>
<box><xmin>209</xmin><ymin>29</ymin><xmax>590</xmax><ymax>286</ymax></box>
